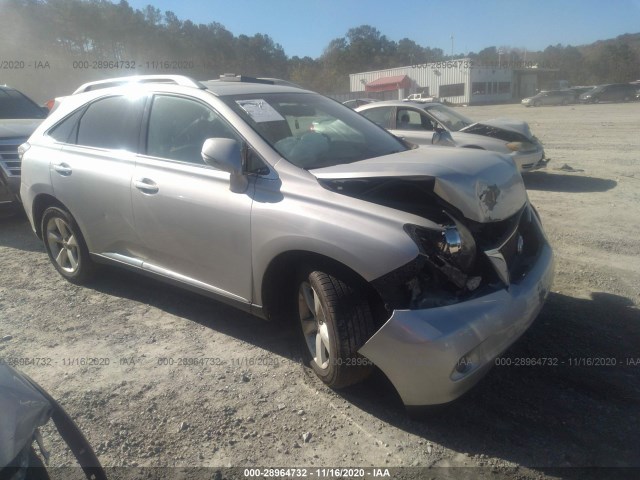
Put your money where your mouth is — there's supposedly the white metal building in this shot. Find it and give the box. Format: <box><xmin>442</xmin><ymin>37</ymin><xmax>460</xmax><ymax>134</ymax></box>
<box><xmin>349</xmin><ymin>58</ymin><xmax>551</xmax><ymax>105</ymax></box>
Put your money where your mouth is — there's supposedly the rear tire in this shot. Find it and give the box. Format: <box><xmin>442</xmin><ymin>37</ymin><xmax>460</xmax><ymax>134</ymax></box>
<box><xmin>41</xmin><ymin>206</ymin><xmax>95</xmax><ymax>284</ymax></box>
<box><xmin>296</xmin><ymin>270</ymin><xmax>377</xmax><ymax>389</ymax></box>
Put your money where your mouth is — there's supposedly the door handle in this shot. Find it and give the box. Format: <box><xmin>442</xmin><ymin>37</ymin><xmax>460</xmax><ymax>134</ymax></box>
<box><xmin>133</xmin><ymin>178</ymin><xmax>159</xmax><ymax>194</ymax></box>
<box><xmin>53</xmin><ymin>163</ymin><xmax>72</xmax><ymax>176</ymax></box>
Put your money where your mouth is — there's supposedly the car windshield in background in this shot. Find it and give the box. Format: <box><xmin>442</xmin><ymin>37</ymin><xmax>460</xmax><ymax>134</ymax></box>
<box><xmin>221</xmin><ymin>93</ymin><xmax>406</xmax><ymax>169</ymax></box>
<box><xmin>0</xmin><ymin>89</ymin><xmax>47</xmax><ymax>119</ymax></box>
<box><xmin>424</xmin><ymin>104</ymin><xmax>473</xmax><ymax>131</ymax></box>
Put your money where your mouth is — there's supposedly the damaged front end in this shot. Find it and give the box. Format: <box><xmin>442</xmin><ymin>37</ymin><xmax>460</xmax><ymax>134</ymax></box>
<box><xmin>318</xmin><ymin>166</ymin><xmax>538</xmax><ymax>314</ymax></box>
<box><xmin>373</xmin><ymin>202</ymin><xmax>543</xmax><ymax>312</ymax></box>
<box><xmin>461</xmin><ymin>121</ymin><xmax>549</xmax><ymax>171</ymax></box>
<box><xmin>316</xmin><ymin>160</ymin><xmax>554</xmax><ymax>406</ymax></box>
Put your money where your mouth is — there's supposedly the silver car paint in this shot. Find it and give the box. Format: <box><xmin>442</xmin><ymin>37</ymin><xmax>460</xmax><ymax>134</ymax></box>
<box><xmin>21</xmin><ymin>80</ymin><xmax>554</xmax><ymax>407</ymax></box>
<box><xmin>359</xmin><ymin>220</ymin><xmax>555</xmax><ymax>405</ymax></box>
<box><xmin>52</xmin><ymin>144</ymin><xmax>139</xmax><ymax>255</ymax></box>
<box><xmin>311</xmin><ymin>147</ymin><xmax>527</xmax><ymax>223</ymax></box>
<box><xmin>250</xmin><ymin>159</ymin><xmax>431</xmax><ymax>307</ymax></box>
<box><xmin>131</xmin><ymin>155</ymin><xmax>254</xmax><ymax>302</ymax></box>
<box><xmin>356</xmin><ymin>102</ymin><xmax>545</xmax><ymax>172</ymax></box>
<box><xmin>467</xmin><ymin>118</ymin><xmax>532</xmax><ymax>138</ymax></box>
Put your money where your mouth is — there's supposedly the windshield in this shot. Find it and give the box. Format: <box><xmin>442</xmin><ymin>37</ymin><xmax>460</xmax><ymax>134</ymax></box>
<box><xmin>221</xmin><ymin>92</ymin><xmax>406</xmax><ymax>169</ymax></box>
<box><xmin>0</xmin><ymin>89</ymin><xmax>47</xmax><ymax>119</ymax></box>
<box><xmin>423</xmin><ymin>104</ymin><xmax>473</xmax><ymax>131</ymax></box>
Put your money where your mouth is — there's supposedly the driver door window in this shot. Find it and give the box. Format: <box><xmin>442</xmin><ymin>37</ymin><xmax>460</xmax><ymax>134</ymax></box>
<box><xmin>147</xmin><ymin>95</ymin><xmax>240</xmax><ymax>164</ymax></box>
<box><xmin>396</xmin><ymin>109</ymin><xmax>434</xmax><ymax>131</ymax></box>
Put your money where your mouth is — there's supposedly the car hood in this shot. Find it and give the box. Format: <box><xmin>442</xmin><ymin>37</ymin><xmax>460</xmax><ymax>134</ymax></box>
<box><xmin>310</xmin><ymin>147</ymin><xmax>526</xmax><ymax>223</ymax></box>
<box><xmin>0</xmin><ymin>119</ymin><xmax>44</xmax><ymax>139</ymax></box>
<box><xmin>461</xmin><ymin>118</ymin><xmax>533</xmax><ymax>140</ymax></box>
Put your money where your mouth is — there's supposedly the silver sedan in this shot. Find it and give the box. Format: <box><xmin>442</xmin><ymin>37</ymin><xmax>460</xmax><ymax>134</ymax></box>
<box><xmin>357</xmin><ymin>100</ymin><xmax>549</xmax><ymax>172</ymax></box>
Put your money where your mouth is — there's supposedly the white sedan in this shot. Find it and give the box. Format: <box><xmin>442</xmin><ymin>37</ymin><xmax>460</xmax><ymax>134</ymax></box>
<box><xmin>357</xmin><ymin>100</ymin><xmax>549</xmax><ymax>172</ymax></box>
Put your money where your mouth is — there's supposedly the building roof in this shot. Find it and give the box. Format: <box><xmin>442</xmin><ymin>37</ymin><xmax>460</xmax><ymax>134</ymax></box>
<box><xmin>365</xmin><ymin>75</ymin><xmax>411</xmax><ymax>92</ymax></box>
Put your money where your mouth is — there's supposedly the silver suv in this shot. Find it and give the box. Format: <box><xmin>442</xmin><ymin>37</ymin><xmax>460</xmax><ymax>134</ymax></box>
<box><xmin>20</xmin><ymin>75</ymin><xmax>554</xmax><ymax>407</ymax></box>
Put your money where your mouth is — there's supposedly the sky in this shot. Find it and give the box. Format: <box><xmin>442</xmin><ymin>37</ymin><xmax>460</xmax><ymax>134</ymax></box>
<box><xmin>124</xmin><ymin>0</ymin><xmax>640</xmax><ymax>58</ymax></box>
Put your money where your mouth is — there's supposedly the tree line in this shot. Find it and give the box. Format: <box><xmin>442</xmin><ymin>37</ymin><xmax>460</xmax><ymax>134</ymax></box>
<box><xmin>1</xmin><ymin>0</ymin><xmax>638</xmax><ymax>100</ymax></box>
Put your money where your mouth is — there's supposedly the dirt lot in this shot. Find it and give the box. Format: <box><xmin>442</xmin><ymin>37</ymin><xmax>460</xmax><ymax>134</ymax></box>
<box><xmin>1</xmin><ymin>102</ymin><xmax>639</xmax><ymax>480</ymax></box>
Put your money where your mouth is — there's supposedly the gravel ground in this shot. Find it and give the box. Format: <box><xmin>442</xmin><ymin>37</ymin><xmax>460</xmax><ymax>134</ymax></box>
<box><xmin>1</xmin><ymin>102</ymin><xmax>639</xmax><ymax>480</ymax></box>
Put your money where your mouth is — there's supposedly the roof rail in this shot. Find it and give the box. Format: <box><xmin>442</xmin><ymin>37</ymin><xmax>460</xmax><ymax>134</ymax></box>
<box><xmin>72</xmin><ymin>75</ymin><xmax>205</xmax><ymax>94</ymax></box>
<box><xmin>212</xmin><ymin>74</ymin><xmax>303</xmax><ymax>89</ymax></box>
<box><xmin>216</xmin><ymin>73</ymin><xmax>274</xmax><ymax>85</ymax></box>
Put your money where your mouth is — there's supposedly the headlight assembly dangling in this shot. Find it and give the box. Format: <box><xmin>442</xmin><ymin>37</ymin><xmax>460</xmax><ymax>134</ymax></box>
<box><xmin>404</xmin><ymin>218</ymin><xmax>481</xmax><ymax>291</ymax></box>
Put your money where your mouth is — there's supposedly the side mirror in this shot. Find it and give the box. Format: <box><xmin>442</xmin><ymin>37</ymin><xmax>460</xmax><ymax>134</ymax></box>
<box><xmin>432</xmin><ymin>128</ymin><xmax>455</xmax><ymax>147</ymax></box>
<box><xmin>201</xmin><ymin>138</ymin><xmax>248</xmax><ymax>193</ymax></box>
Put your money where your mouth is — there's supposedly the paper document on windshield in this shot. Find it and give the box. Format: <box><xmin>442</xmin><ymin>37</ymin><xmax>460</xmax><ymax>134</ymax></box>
<box><xmin>236</xmin><ymin>99</ymin><xmax>285</xmax><ymax>123</ymax></box>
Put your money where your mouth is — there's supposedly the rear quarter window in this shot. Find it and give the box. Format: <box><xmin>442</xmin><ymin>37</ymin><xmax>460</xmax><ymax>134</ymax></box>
<box><xmin>47</xmin><ymin>109</ymin><xmax>84</xmax><ymax>143</ymax></box>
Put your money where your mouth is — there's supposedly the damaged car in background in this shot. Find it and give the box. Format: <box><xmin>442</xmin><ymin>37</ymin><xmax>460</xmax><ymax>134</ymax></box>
<box><xmin>20</xmin><ymin>75</ymin><xmax>554</xmax><ymax>408</ymax></box>
<box><xmin>356</xmin><ymin>100</ymin><xmax>549</xmax><ymax>172</ymax></box>
<box><xmin>0</xmin><ymin>362</ymin><xmax>106</xmax><ymax>479</ymax></box>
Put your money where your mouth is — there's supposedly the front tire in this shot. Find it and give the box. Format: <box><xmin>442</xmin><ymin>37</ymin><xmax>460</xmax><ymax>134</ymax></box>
<box><xmin>297</xmin><ymin>270</ymin><xmax>377</xmax><ymax>389</ymax></box>
<box><xmin>42</xmin><ymin>206</ymin><xmax>95</xmax><ymax>284</ymax></box>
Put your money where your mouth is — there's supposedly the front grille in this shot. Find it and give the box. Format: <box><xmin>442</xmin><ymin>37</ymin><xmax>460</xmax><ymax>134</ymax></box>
<box><xmin>465</xmin><ymin>205</ymin><xmax>526</xmax><ymax>250</ymax></box>
<box><xmin>0</xmin><ymin>137</ymin><xmax>27</xmax><ymax>177</ymax></box>
<box><xmin>461</xmin><ymin>205</ymin><xmax>542</xmax><ymax>287</ymax></box>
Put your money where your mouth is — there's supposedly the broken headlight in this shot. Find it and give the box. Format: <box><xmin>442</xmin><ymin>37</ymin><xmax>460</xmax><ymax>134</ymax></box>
<box><xmin>506</xmin><ymin>141</ymin><xmax>537</xmax><ymax>152</ymax></box>
<box><xmin>404</xmin><ymin>220</ymin><xmax>481</xmax><ymax>293</ymax></box>
<box><xmin>404</xmin><ymin>219</ymin><xmax>477</xmax><ymax>274</ymax></box>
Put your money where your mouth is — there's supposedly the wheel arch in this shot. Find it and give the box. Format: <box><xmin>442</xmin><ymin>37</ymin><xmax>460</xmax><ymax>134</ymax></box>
<box><xmin>260</xmin><ymin>250</ymin><xmax>386</xmax><ymax>324</ymax></box>
<box><xmin>31</xmin><ymin>193</ymin><xmax>67</xmax><ymax>240</ymax></box>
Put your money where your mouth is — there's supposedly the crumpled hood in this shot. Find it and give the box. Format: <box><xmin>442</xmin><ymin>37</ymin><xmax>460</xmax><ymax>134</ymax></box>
<box><xmin>310</xmin><ymin>147</ymin><xmax>527</xmax><ymax>222</ymax></box>
<box><xmin>0</xmin><ymin>119</ymin><xmax>43</xmax><ymax>139</ymax></box>
<box><xmin>462</xmin><ymin>117</ymin><xmax>533</xmax><ymax>140</ymax></box>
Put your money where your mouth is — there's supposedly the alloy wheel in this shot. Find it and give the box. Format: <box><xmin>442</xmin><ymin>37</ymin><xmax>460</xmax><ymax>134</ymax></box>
<box><xmin>298</xmin><ymin>281</ymin><xmax>331</xmax><ymax>371</ymax></box>
<box><xmin>46</xmin><ymin>216</ymin><xmax>80</xmax><ymax>273</ymax></box>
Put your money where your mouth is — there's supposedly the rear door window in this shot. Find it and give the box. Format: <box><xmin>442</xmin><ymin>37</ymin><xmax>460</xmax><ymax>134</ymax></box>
<box><xmin>76</xmin><ymin>95</ymin><xmax>146</xmax><ymax>151</ymax></box>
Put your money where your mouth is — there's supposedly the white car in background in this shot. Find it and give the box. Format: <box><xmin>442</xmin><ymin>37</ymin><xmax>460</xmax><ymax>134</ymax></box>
<box><xmin>357</xmin><ymin>100</ymin><xmax>549</xmax><ymax>172</ymax></box>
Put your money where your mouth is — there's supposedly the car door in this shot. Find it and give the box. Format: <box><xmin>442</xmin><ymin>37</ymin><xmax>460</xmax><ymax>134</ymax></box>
<box><xmin>389</xmin><ymin>107</ymin><xmax>435</xmax><ymax>145</ymax></box>
<box><xmin>50</xmin><ymin>94</ymin><xmax>145</xmax><ymax>256</ymax></box>
<box><xmin>132</xmin><ymin>93</ymin><xmax>254</xmax><ymax>303</ymax></box>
